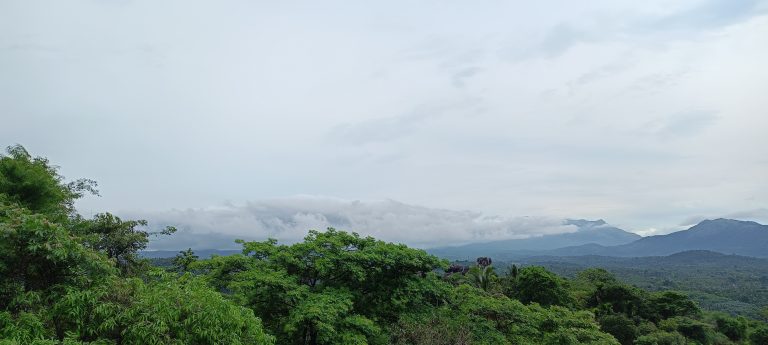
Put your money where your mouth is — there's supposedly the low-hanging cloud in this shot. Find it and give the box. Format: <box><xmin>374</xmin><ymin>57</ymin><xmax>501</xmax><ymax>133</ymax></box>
<box><xmin>134</xmin><ymin>196</ymin><xmax>578</xmax><ymax>250</ymax></box>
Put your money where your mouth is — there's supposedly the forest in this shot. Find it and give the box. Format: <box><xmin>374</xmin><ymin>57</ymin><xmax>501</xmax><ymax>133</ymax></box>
<box><xmin>2</xmin><ymin>144</ymin><xmax>768</xmax><ymax>344</ymax></box>
<box><xmin>511</xmin><ymin>251</ymin><xmax>768</xmax><ymax>320</ymax></box>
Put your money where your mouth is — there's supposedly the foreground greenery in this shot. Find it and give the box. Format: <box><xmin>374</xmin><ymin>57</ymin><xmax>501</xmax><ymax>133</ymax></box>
<box><xmin>1</xmin><ymin>145</ymin><xmax>767</xmax><ymax>344</ymax></box>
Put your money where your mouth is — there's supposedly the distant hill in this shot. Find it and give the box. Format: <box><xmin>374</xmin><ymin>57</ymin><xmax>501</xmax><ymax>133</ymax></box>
<box><xmin>428</xmin><ymin>219</ymin><xmax>641</xmax><ymax>260</ymax></box>
<box><xmin>547</xmin><ymin>219</ymin><xmax>768</xmax><ymax>258</ymax></box>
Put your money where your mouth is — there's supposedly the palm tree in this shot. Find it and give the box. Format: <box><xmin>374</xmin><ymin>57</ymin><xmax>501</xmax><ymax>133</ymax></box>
<box><xmin>470</xmin><ymin>257</ymin><xmax>496</xmax><ymax>291</ymax></box>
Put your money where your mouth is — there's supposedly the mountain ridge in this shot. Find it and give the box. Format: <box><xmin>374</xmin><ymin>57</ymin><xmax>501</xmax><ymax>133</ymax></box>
<box><xmin>427</xmin><ymin>219</ymin><xmax>641</xmax><ymax>260</ymax></box>
<box><xmin>429</xmin><ymin>218</ymin><xmax>768</xmax><ymax>260</ymax></box>
<box><xmin>545</xmin><ymin>218</ymin><xmax>768</xmax><ymax>258</ymax></box>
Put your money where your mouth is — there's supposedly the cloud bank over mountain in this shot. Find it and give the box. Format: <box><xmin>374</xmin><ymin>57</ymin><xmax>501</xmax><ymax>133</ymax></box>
<box><xmin>136</xmin><ymin>198</ymin><xmax>768</xmax><ymax>250</ymax></box>
<box><xmin>137</xmin><ymin>196</ymin><xmax>577</xmax><ymax>250</ymax></box>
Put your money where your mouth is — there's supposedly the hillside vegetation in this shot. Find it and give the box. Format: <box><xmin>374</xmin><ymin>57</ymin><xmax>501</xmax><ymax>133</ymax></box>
<box><xmin>2</xmin><ymin>145</ymin><xmax>768</xmax><ymax>344</ymax></box>
<box><xmin>513</xmin><ymin>251</ymin><xmax>768</xmax><ymax>320</ymax></box>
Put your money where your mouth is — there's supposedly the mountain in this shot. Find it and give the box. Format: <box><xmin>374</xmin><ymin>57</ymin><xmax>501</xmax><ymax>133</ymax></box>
<box><xmin>427</xmin><ymin>219</ymin><xmax>641</xmax><ymax>260</ymax></box>
<box><xmin>547</xmin><ymin>219</ymin><xmax>768</xmax><ymax>258</ymax></box>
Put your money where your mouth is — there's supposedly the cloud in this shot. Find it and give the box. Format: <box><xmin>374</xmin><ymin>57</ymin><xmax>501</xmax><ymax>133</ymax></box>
<box><xmin>724</xmin><ymin>208</ymin><xmax>768</xmax><ymax>223</ymax></box>
<box><xmin>537</xmin><ymin>24</ymin><xmax>591</xmax><ymax>58</ymax></box>
<box><xmin>624</xmin><ymin>71</ymin><xmax>690</xmax><ymax>95</ymax></box>
<box><xmin>398</xmin><ymin>35</ymin><xmax>486</xmax><ymax>69</ymax></box>
<box><xmin>327</xmin><ymin>98</ymin><xmax>483</xmax><ymax>145</ymax></box>
<box><xmin>134</xmin><ymin>196</ymin><xmax>578</xmax><ymax>250</ymax></box>
<box><xmin>569</xmin><ymin>61</ymin><xmax>633</xmax><ymax>89</ymax></box>
<box><xmin>671</xmin><ymin>209</ymin><xmax>768</xmax><ymax>234</ymax></box>
<box><xmin>452</xmin><ymin>67</ymin><xmax>482</xmax><ymax>88</ymax></box>
<box><xmin>511</xmin><ymin>0</ymin><xmax>767</xmax><ymax>60</ymax></box>
<box><xmin>640</xmin><ymin>110</ymin><xmax>718</xmax><ymax>139</ymax></box>
<box><xmin>679</xmin><ymin>215</ymin><xmax>709</xmax><ymax>227</ymax></box>
<box><xmin>651</xmin><ymin>0</ymin><xmax>766</xmax><ymax>32</ymax></box>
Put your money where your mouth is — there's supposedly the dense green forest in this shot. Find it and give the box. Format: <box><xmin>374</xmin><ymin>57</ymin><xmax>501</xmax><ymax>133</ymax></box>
<box><xmin>510</xmin><ymin>252</ymin><xmax>768</xmax><ymax>320</ymax></box>
<box><xmin>2</xmin><ymin>145</ymin><xmax>768</xmax><ymax>344</ymax></box>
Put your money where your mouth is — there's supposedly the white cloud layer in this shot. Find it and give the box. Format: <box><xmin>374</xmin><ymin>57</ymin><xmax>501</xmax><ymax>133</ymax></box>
<box><xmin>138</xmin><ymin>198</ymin><xmax>768</xmax><ymax>249</ymax></box>
<box><xmin>136</xmin><ymin>196</ymin><xmax>577</xmax><ymax>250</ymax></box>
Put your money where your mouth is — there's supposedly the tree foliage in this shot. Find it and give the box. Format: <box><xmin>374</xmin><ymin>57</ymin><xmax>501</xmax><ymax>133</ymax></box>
<box><xmin>73</xmin><ymin>212</ymin><xmax>176</xmax><ymax>275</ymax></box>
<box><xmin>0</xmin><ymin>145</ymin><xmax>96</xmax><ymax>218</ymax></box>
<box><xmin>172</xmin><ymin>248</ymin><xmax>198</xmax><ymax>273</ymax></box>
<box><xmin>197</xmin><ymin>228</ymin><xmax>445</xmax><ymax>344</ymax></box>
<box><xmin>509</xmin><ymin>266</ymin><xmax>574</xmax><ymax>307</ymax></box>
<box><xmin>0</xmin><ymin>145</ymin><xmax>272</xmax><ymax>344</ymax></box>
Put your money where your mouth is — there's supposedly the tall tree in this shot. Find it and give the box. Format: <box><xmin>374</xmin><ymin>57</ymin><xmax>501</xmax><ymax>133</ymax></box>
<box><xmin>511</xmin><ymin>266</ymin><xmax>573</xmax><ymax>307</ymax></box>
<box><xmin>0</xmin><ymin>145</ymin><xmax>97</xmax><ymax>218</ymax></box>
<box><xmin>199</xmin><ymin>228</ymin><xmax>446</xmax><ymax>344</ymax></box>
<box><xmin>73</xmin><ymin>212</ymin><xmax>176</xmax><ymax>275</ymax></box>
<box><xmin>1</xmin><ymin>146</ymin><xmax>274</xmax><ymax>344</ymax></box>
<box><xmin>173</xmin><ymin>248</ymin><xmax>199</xmax><ymax>272</ymax></box>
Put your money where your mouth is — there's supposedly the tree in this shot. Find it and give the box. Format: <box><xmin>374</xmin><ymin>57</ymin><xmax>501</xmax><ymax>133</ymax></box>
<box><xmin>658</xmin><ymin>317</ymin><xmax>711</xmax><ymax>344</ymax></box>
<box><xmin>206</xmin><ymin>228</ymin><xmax>446</xmax><ymax>344</ymax></box>
<box><xmin>0</xmin><ymin>145</ymin><xmax>97</xmax><ymax>218</ymax></box>
<box><xmin>650</xmin><ymin>291</ymin><xmax>699</xmax><ymax>320</ymax></box>
<box><xmin>120</xmin><ymin>274</ymin><xmax>275</xmax><ymax>345</ymax></box>
<box><xmin>391</xmin><ymin>309</ymin><xmax>473</xmax><ymax>345</ymax></box>
<box><xmin>172</xmin><ymin>248</ymin><xmax>199</xmax><ymax>272</ymax></box>
<box><xmin>0</xmin><ymin>204</ymin><xmax>115</xmax><ymax>309</ymax></box>
<box><xmin>1</xmin><ymin>146</ymin><xmax>275</xmax><ymax>344</ymax></box>
<box><xmin>511</xmin><ymin>266</ymin><xmax>573</xmax><ymax>307</ymax></box>
<box><xmin>73</xmin><ymin>212</ymin><xmax>176</xmax><ymax>275</ymax></box>
<box><xmin>284</xmin><ymin>288</ymin><xmax>381</xmax><ymax>344</ymax></box>
<box><xmin>634</xmin><ymin>331</ymin><xmax>686</xmax><ymax>345</ymax></box>
<box><xmin>576</xmin><ymin>268</ymin><xmax>618</xmax><ymax>287</ymax></box>
<box><xmin>445</xmin><ymin>284</ymin><xmax>619</xmax><ymax>344</ymax></box>
<box><xmin>598</xmin><ymin>314</ymin><xmax>637</xmax><ymax>345</ymax></box>
<box><xmin>467</xmin><ymin>259</ymin><xmax>497</xmax><ymax>292</ymax></box>
<box><xmin>750</xmin><ymin>325</ymin><xmax>768</xmax><ymax>345</ymax></box>
<box><xmin>588</xmin><ymin>283</ymin><xmax>647</xmax><ymax>319</ymax></box>
<box><xmin>509</xmin><ymin>264</ymin><xmax>519</xmax><ymax>279</ymax></box>
<box><xmin>712</xmin><ymin>313</ymin><xmax>747</xmax><ymax>341</ymax></box>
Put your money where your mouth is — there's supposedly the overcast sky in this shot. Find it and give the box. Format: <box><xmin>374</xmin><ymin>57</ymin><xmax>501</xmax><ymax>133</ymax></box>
<box><xmin>2</xmin><ymin>0</ymin><xmax>767</xmax><ymax>249</ymax></box>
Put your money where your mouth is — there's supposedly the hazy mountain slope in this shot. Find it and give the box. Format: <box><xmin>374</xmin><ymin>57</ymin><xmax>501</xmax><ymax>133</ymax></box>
<box><xmin>547</xmin><ymin>219</ymin><xmax>768</xmax><ymax>258</ymax></box>
<box><xmin>428</xmin><ymin>219</ymin><xmax>640</xmax><ymax>260</ymax></box>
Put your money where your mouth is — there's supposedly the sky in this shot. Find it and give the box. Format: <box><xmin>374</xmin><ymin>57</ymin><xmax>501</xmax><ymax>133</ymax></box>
<box><xmin>2</xmin><ymin>0</ymin><xmax>768</xmax><ymax>249</ymax></box>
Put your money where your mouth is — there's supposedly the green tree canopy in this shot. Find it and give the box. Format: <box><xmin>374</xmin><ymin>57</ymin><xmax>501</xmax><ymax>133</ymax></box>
<box><xmin>0</xmin><ymin>145</ymin><xmax>96</xmax><ymax>218</ymax></box>
<box><xmin>197</xmin><ymin>228</ymin><xmax>446</xmax><ymax>344</ymax></box>
<box><xmin>510</xmin><ymin>266</ymin><xmax>574</xmax><ymax>307</ymax></box>
<box><xmin>0</xmin><ymin>145</ymin><xmax>273</xmax><ymax>344</ymax></box>
<box><xmin>73</xmin><ymin>212</ymin><xmax>175</xmax><ymax>275</ymax></box>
